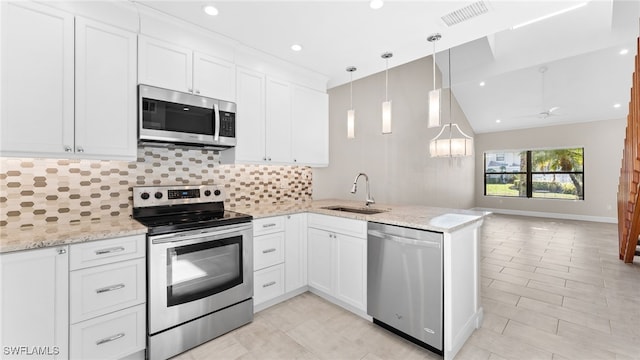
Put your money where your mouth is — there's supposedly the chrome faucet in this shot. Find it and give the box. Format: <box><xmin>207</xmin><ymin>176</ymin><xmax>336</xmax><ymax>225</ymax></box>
<box><xmin>351</xmin><ymin>173</ymin><xmax>375</xmax><ymax>207</ymax></box>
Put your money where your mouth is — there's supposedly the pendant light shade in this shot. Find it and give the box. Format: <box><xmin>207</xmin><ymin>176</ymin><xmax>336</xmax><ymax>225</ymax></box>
<box><xmin>381</xmin><ymin>52</ymin><xmax>393</xmax><ymax>134</ymax></box>
<box><xmin>427</xmin><ymin>34</ymin><xmax>442</xmax><ymax>128</ymax></box>
<box><xmin>429</xmin><ymin>47</ymin><xmax>474</xmax><ymax>157</ymax></box>
<box><xmin>346</xmin><ymin>66</ymin><xmax>357</xmax><ymax>139</ymax></box>
<box><xmin>429</xmin><ymin>123</ymin><xmax>474</xmax><ymax>157</ymax></box>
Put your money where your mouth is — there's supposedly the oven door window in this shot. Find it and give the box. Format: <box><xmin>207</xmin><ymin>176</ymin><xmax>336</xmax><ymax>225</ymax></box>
<box><xmin>167</xmin><ymin>236</ymin><xmax>242</xmax><ymax>306</ymax></box>
<box><xmin>142</xmin><ymin>98</ymin><xmax>214</xmax><ymax>136</ymax></box>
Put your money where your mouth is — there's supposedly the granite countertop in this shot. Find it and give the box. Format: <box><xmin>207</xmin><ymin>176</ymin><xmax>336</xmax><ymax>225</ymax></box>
<box><xmin>0</xmin><ymin>215</ymin><xmax>147</xmax><ymax>254</ymax></box>
<box><xmin>0</xmin><ymin>199</ymin><xmax>487</xmax><ymax>253</ymax></box>
<box><xmin>241</xmin><ymin>199</ymin><xmax>488</xmax><ymax>233</ymax></box>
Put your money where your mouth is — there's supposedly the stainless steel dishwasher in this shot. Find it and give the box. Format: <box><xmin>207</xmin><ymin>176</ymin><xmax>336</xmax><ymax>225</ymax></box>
<box><xmin>367</xmin><ymin>222</ymin><xmax>443</xmax><ymax>354</ymax></box>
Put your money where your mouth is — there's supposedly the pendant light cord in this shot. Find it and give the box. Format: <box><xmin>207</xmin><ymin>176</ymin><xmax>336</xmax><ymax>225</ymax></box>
<box><xmin>350</xmin><ymin>71</ymin><xmax>353</xmax><ymax>109</ymax></box>
<box><xmin>385</xmin><ymin>58</ymin><xmax>389</xmax><ymax>101</ymax></box>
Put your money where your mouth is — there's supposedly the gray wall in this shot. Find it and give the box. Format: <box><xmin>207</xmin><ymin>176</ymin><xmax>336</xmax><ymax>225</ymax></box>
<box><xmin>313</xmin><ymin>57</ymin><xmax>476</xmax><ymax>209</ymax></box>
<box><xmin>474</xmin><ymin>119</ymin><xmax>626</xmax><ymax>222</ymax></box>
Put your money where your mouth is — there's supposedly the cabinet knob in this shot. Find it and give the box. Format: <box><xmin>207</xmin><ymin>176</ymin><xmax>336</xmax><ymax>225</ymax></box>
<box><xmin>263</xmin><ymin>157</ymin><xmax>267</xmax><ymax>161</ymax></box>
<box><xmin>268</xmin><ymin>157</ymin><xmax>272</xmax><ymax>161</ymax></box>
<box><xmin>294</xmin><ymin>159</ymin><xmax>297</xmax><ymax>162</ymax></box>
<box><xmin>195</xmin><ymin>89</ymin><xmax>200</xmax><ymax>94</ymax></box>
<box><xmin>57</xmin><ymin>248</ymin><xmax>67</xmax><ymax>255</ymax></box>
<box><xmin>64</xmin><ymin>146</ymin><xmax>72</xmax><ymax>152</ymax></box>
<box><xmin>76</xmin><ymin>146</ymin><xmax>84</xmax><ymax>153</ymax></box>
<box><xmin>188</xmin><ymin>88</ymin><xmax>193</xmax><ymax>93</ymax></box>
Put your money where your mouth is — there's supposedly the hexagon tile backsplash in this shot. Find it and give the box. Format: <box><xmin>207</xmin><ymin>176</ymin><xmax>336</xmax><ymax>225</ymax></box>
<box><xmin>0</xmin><ymin>146</ymin><xmax>313</xmax><ymax>231</ymax></box>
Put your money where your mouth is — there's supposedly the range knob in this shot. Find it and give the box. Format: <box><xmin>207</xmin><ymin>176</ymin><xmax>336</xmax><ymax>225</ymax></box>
<box><xmin>154</xmin><ymin>192</ymin><xmax>163</xmax><ymax>199</ymax></box>
<box><xmin>214</xmin><ymin>189</ymin><xmax>221</xmax><ymax>196</ymax></box>
<box><xmin>140</xmin><ymin>192</ymin><xmax>150</xmax><ymax>200</ymax></box>
<box><xmin>204</xmin><ymin>190</ymin><xmax>211</xmax><ymax>197</ymax></box>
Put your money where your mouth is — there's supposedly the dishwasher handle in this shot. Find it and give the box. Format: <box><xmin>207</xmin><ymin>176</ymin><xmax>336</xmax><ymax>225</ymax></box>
<box><xmin>368</xmin><ymin>229</ymin><xmax>441</xmax><ymax>248</ymax></box>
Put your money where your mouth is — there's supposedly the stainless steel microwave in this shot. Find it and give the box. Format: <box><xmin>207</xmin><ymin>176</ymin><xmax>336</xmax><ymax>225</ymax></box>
<box><xmin>138</xmin><ymin>84</ymin><xmax>236</xmax><ymax>149</ymax></box>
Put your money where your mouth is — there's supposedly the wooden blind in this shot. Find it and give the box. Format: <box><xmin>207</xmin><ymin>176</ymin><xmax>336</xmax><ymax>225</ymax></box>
<box><xmin>618</xmin><ymin>37</ymin><xmax>640</xmax><ymax>263</ymax></box>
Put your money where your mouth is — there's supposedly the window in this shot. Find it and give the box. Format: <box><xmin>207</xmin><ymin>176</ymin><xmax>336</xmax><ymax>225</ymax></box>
<box><xmin>484</xmin><ymin>148</ymin><xmax>584</xmax><ymax>200</ymax></box>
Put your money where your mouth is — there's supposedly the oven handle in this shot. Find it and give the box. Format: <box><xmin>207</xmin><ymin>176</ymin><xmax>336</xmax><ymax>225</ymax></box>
<box><xmin>150</xmin><ymin>222</ymin><xmax>252</xmax><ymax>244</ymax></box>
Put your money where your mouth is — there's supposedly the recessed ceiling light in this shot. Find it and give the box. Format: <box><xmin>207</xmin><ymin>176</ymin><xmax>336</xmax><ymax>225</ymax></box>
<box><xmin>496</xmin><ymin>119</ymin><xmax>501</xmax><ymax>123</ymax></box>
<box><xmin>619</xmin><ymin>49</ymin><xmax>629</xmax><ymax>55</ymax></box>
<box><xmin>370</xmin><ymin>0</ymin><xmax>384</xmax><ymax>10</ymax></box>
<box><xmin>614</xmin><ymin>103</ymin><xmax>621</xmax><ymax>108</ymax></box>
<box><xmin>479</xmin><ymin>81</ymin><xmax>486</xmax><ymax>87</ymax></box>
<box><xmin>203</xmin><ymin>5</ymin><xmax>219</xmax><ymax>16</ymax></box>
<box><xmin>291</xmin><ymin>44</ymin><xmax>303</xmax><ymax>52</ymax></box>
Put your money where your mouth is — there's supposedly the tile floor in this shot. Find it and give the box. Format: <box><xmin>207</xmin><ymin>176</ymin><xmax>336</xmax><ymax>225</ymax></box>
<box><xmin>172</xmin><ymin>214</ymin><xmax>640</xmax><ymax>360</ymax></box>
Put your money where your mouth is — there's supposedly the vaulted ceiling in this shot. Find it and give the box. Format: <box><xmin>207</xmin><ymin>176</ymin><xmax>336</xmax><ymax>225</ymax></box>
<box><xmin>138</xmin><ymin>0</ymin><xmax>640</xmax><ymax>133</ymax></box>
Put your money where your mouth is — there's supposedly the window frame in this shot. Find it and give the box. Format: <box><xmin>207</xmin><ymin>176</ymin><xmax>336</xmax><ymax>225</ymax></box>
<box><xmin>483</xmin><ymin>148</ymin><xmax>584</xmax><ymax>200</ymax></box>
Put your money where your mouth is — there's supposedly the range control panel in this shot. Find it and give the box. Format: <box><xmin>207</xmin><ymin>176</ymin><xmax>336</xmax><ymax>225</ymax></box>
<box><xmin>133</xmin><ymin>185</ymin><xmax>225</xmax><ymax>208</ymax></box>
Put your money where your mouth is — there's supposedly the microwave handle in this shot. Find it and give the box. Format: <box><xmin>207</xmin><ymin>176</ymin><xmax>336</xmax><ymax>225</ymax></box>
<box><xmin>213</xmin><ymin>102</ymin><xmax>220</xmax><ymax>141</ymax></box>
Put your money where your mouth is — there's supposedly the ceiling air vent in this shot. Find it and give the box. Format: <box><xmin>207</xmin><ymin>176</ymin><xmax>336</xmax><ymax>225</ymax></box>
<box><xmin>441</xmin><ymin>1</ymin><xmax>489</xmax><ymax>27</ymax></box>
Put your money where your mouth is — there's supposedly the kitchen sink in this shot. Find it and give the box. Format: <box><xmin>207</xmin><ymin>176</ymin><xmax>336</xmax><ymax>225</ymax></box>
<box><xmin>322</xmin><ymin>206</ymin><xmax>387</xmax><ymax>215</ymax></box>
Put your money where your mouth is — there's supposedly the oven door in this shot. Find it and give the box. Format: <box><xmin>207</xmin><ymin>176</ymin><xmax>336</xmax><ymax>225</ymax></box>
<box><xmin>148</xmin><ymin>222</ymin><xmax>253</xmax><ymax>334</ymax></box>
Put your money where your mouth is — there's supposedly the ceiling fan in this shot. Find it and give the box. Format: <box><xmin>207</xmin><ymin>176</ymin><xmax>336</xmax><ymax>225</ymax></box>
<box><xmin>517</xmin><ymin>66</ymin><xmax>562</xmax><ymax>119</ymax></box>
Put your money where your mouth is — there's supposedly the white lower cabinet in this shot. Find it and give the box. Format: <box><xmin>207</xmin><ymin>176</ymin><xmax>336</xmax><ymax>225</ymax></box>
<box><xmin>69</xmin><ymin>234</ymin><xmax>146</xmax><ymax>360</ymax></box>
<box><xmin>307</xmin><ymin>214</ymin><xmax>367</xmax><ymax>313</ymax></box>
<box><xmin>252</xmin><ymin>214</ymin><xmax>307</xmax><ymax>309</ymax></box>
<box><xmin>69</xmin><ymin>304</ymin><xmax>145</xmax><ymax>360</ymax></box>
<box><xmin>253</xmin><ymin>264</ymin><xmax>285</xmax><ymax>305</ymax></box>
<box><xmin>0</xmin><ymin>246</ymin><xmax>69</xmax><ymax>360</ymax></box>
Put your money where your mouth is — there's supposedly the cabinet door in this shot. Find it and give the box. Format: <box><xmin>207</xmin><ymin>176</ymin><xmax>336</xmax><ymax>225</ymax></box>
<box><xmin>0</xmin><ymin>2</ymin><xmax>74</xmax><ymax>156</ymax></box>
<box><xmin>1</xmin><ymin>247</ymin><xmax>69</xmax><ymax>359</ymax></box>
<box><xmin>292</xmin><ymin>86</ymin><xmax>329</xmax><ymax>166</ymax></box>
<box><xmin>235</xmin><ymin>67</ymin><xmax>266</xmax><ymax>162</ymax></box>
<box><xmin>75</xmin><ymin>17</ymin><xmax>137</xmax><ymax>160</ymax></box>
<box><xmin>265</xmin><ymin>77</ymin><xmax>293</xmax><ymax>163</ymax></box>
<box><xmin>138</xmin><ymin>36</ymin><xmax>192</xmax><ymax>93</ymax></box>
<box><xmin>285</xmin><ymin>214</ymin><xmax>307</xmax><ymax>292</ymax></box>
<box><xmin>193</xmin><ymin>52</ymin><xmax>236</xmax><ymax>101</ymax></box>
<box><xmin>335</xmin><ymin>234</ymin><xmax>367</xmax><ymax>311</ymax></box>
<box><xmin>307</xmin><ymin>228</ymin><xmax>333</xmax><ymax>294</ymax></box>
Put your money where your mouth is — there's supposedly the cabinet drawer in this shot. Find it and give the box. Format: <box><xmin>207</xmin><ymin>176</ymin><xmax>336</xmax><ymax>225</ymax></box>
<box><xmin>70</xmin><ymin>234</ymin><xmax>145</xmax><ymax>270</ymax></box>
<box><xmin>253</xmin><ymin>216</ymin><xmax>284</xmax><ymax>236</ymax></box>
<box><xmin>70</xmin><ymin>258</ymin><xmax>145</xmax><ymax>323</ymax></box>
<box><xmin>308</xmin><ymin>213</ymin><xmax>367</xmax><ymax>238</ymax></box>
<box><xmin>254</xmin><ymin>232</ymin><xmax>285</xmax><ymax>271</ymax></box>
<box><xmin>70</xmin><ymin>303</ymin><xmax>145</xmax><ymax>360</ymax></box>
<box><xmin>253</xmin><ymin>264</ymin><xmax>284</xmax><ymax>305</ymax></box>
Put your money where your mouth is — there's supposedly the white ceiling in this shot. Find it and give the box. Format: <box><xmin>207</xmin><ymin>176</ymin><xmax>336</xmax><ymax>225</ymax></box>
<box><xmin>137</xmin><ymin>0</ymin><xmax>640</xmax><ymax>133</ymax></box>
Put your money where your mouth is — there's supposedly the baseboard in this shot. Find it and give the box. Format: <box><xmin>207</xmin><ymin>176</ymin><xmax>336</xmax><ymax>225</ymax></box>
<box><xmin>307</xmin><ymin>287</ymin><xmax>372</xmax><ymax>321</ymax></box>
<box><xmin>253</xmin><ymin>286</ymin><xmax>308</xmax><ymax>313</ymax></box>
<box><xmin>472</xmin><ymin>207</ymin><xmax>617</xmax><ymax>224</ymax></box>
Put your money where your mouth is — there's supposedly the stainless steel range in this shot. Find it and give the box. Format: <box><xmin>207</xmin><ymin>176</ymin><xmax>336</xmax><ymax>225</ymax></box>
<box><xmin>132</xmin><ymin>185</ymin><xmax>253</xmax><ymax>360</ymax></box>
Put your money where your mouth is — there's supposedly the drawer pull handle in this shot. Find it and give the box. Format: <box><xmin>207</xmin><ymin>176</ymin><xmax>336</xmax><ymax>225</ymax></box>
<box><xmin>262</xmin><ymin>248</ymin><xmax>277</xmax><ymax>254</ymax></box>
<box><xmin>262</xmin><ymin>223</ymin><xmax>276</xmax><ymax>228</ymax></box>
<box><xmin>95</xmin><ymin>246</ymin><xmax>125</xmax><ymax>255</ymax></box>
<box><xmin>96</xmin><ymin>284</ymin><xmax>125</xmax><ymax>294</ymax></box>
<box><xmin>96</xmin><ymin>332</ymin><xmax>125</xmax><ymax>346</ymax></box>
<box><xmin>262</xmin><ymin>281</ymin><xmax>276</xmax><ymax>288</ymax></box>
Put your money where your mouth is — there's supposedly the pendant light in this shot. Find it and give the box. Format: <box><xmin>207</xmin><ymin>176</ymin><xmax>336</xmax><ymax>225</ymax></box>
<box><xmin>429</xmin><ymin>47</ymin><xmax>474</xmax><ymax>157</ymax></box>
<box><xmin>427</xmin><ymin>33</ymin><xmax>442</xmax><ymax>128</ymax></box>
<box><xmin>346</xmin><ymin>66</ymin><xmax>357</xmax><ymax>139</ymax></box>
<box><xmin>381</xmin><ymin>52</ymin><xmax>393</xmax><ymax>134</ymax></box>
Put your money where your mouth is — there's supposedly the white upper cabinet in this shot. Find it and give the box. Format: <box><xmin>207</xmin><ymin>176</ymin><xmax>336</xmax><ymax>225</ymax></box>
<box><xmin>292</xmin><ymin>85</ymin><xmax>329</xmax><ymax>166</ymax></box>
<box><xmin>0</xmin><ymin>2</ymin><xmax>137</xmax><ymax>160</ymax></box>
<box><xmin>138</xmin><ymin>36</ymin><xmax>236</xmax><ymax>101</ymax></box>
<box><xmin>138</xmin><ymin>36</ymin><xmax>193</xmax><ymax>93</ymax></box>
<box><xmin>75</xmin><ymin>17</ymin><xmax>137</xmax><ymax>159</ymax></box>
<box><xmin>1</xmin><ymin>2</ymin><xmax>75</xmax><ymax>156</ymax></box>
<box><xmin>265</xmin><ymin>76</ymin><xmax>293</xmax><ymax>163</ymax></box>
<box><xmin>235</xmin><ymin>67</ymin><xmax>266</xmax><ymax>162</ymax></box>
<box><xmin>193</xmin><ymin>52</ymin><xmax>236</xmax><ymax>101</ymax></box>
<box><xmin>235</xmin><ymin>69</ymin><xmax>328</xmax><ymax>166</ymax></box>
